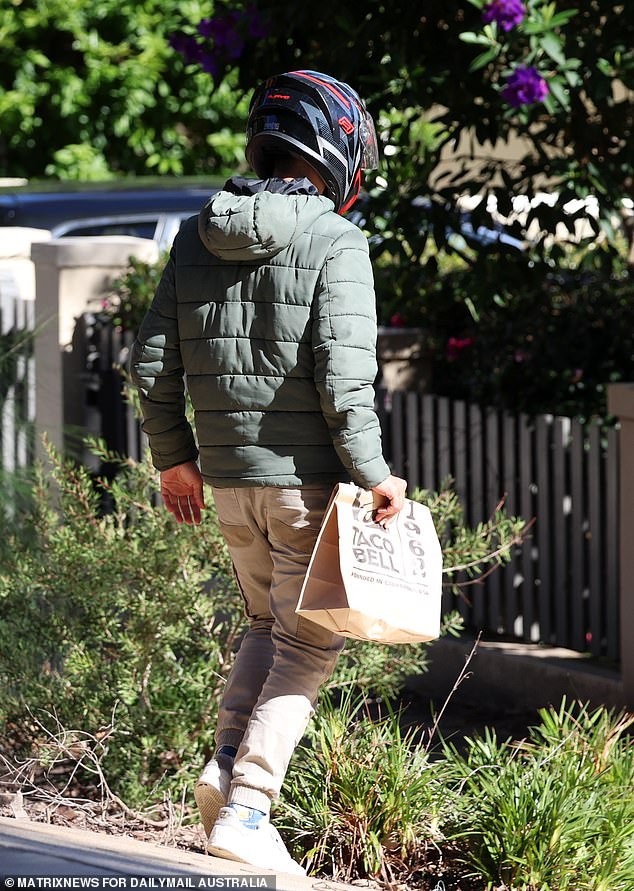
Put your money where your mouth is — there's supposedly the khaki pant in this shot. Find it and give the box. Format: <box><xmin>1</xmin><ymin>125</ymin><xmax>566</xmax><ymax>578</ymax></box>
<box><xmin>211</xmin><ymin>485</ymin><xmax>345</xmax><ymax>814</ymax></box>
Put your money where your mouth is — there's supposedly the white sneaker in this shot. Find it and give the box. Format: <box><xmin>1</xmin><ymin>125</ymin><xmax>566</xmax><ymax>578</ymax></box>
<box><xmin>207</xmin><ymin>806</ymin><xmax>306</xmax><ymax>877</ymax></box>
<box><xmin>194</xmin><ymin>759</ymin><xmax>231</xmax><ymax>838</ymax></box>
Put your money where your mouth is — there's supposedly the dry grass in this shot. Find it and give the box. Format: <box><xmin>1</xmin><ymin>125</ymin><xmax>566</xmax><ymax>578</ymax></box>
<box><xmin>0</xmin><ymin>704</ymin><xmax>205</xmax><ymax>853</ymax></box>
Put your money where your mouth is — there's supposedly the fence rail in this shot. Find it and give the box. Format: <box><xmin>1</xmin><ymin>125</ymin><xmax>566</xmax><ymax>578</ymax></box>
<box><xmin>378</xmin><ymin>390</ymin><xmax>620</xmax><ymax>662</ymax></box>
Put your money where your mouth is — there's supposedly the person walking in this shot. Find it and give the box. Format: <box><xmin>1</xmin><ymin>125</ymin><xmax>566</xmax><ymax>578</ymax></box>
<box><xmin>130</xmin><ymin>69</ymin><xmax>406</xmax><ymax>876</ymax></box>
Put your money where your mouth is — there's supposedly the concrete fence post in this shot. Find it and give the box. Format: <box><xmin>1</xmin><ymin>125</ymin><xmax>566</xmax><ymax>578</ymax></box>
<box><xmin>607</xmin><ymin>383</ymin><xmax>634</xmax><ymax>709</ymax></box>
<box><xmin>30</xmin><ymin>237</ymin><xmax>159</xmax><ymax>461</ymax></box>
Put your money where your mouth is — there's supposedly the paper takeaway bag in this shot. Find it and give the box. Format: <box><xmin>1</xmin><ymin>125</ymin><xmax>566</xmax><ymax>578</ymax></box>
<box><xmin>296</xmin><ymin>482</ymin><xmax>443</xmax><ymax>644</ymax></box>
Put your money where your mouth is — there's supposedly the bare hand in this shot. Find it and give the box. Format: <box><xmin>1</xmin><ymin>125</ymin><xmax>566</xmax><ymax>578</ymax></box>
<box><xmin>371</xmin><ymin>474</ymin><xmax>407</xmax><ymax>528</ymax></box>
<box><xmin>160</xmin><ymin>461</ymin><xmax>205</xmax><ymax>526</ymax></box>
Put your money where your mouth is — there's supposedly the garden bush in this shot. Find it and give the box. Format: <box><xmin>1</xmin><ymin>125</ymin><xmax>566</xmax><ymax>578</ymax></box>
<box><xmin>277</xmin><ymin>690</ymin><xmax>448</xmax><ymax>885</ymax></box>
<box><xmin>0</xmin><ymin>0</ymin><xmax>249</xmax><ymax>179</ymax></box>
<box><xmin>0</xmin><ymin>438</ymin><xmax>242</xmax><ymax>805</ymax></box>
<box><xmin>104</xmin><ymin>254</ymin><xmax>170</xmax><ymax>332</ymax></box>
<box><xmin>375</xmin><ymin>242</ymin><xmax>634</xmax><ymax>420</ymax></box>
<box><xmin>441</xmin><ymin>699</ymin><xmax>634</xmax><ymax>890</ymax></box>
<box><xmin>280</xmin><ymin>694</ymin><xmax>634</xmax><ymax>890</ymax></box>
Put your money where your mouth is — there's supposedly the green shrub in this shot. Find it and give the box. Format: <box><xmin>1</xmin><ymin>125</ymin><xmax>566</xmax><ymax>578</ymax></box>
<box><xmin>427</xmin><ymin>257</ymin><xmax>634</xmax><ymax>421</ymax></box>
<box><xmin>370</xmin><ymin>226</ymin><xmax>634</xmax><ymax>421</ymax></box>
<box><xmin>279</xmin><ymin>695</ymin><xmax>634</xmax><ymax>890</ymax></box>
<box><xmin>277</xmin><ymin>690</ymin><xmax>448</xmax><ymax>885</ymax></box>
<box><xmin>103</xmin><ymin>254</ymin><xmax>170</xmax><ymax>333</ymax></box>
<box><xmin>0</xmin><ymin>438</ymin><xmax>243</xmax><ymax>805</ymax></box>
<box><xmin>441</xmin><ymin>699</ymin><xmax>634</xmax><ymax>891</ymax></box>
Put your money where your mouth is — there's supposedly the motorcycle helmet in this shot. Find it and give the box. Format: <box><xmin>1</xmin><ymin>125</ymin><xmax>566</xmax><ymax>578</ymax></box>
<box><xmin>245</xmin><ymin>70</ymin><xmax>379</xmax><ymax>214</ymax></box>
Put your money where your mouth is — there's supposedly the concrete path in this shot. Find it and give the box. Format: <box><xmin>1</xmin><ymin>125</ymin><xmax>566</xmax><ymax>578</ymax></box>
<box><xmin>0</xmin><ymin>817</ymin><xmax>352</xmax><ymax>891</ymax></box>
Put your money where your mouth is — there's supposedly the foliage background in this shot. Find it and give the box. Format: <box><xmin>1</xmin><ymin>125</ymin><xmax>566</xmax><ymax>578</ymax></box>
<box><xmin>3</xmin><ymin>0</ymin><xmax>632</xmax><ymax>418</ymax></box>
<box><xmin>0</xmin><ymin>0</ymin><xmax>248</xmax><ymax>179</ymax></box>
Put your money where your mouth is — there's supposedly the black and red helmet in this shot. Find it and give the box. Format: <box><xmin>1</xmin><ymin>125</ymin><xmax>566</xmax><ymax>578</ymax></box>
<box><xmin>245</xmin><ymin>70</ymin><xmax>379</xmax><ymax>214</ymax></box>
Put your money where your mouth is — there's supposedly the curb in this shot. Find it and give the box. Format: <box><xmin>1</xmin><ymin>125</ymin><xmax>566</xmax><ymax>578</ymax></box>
<box><xmin>0</xmin><ymin>817</ymin><xmax>353</xmax><ymax>891</ymax></box>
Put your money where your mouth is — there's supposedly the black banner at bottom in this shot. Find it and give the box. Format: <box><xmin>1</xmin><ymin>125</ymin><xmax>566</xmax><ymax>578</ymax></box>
<box><xmin>1</xmin><ymin>878</ymin><xmax>277</xmax><ymax>890</ymax></box>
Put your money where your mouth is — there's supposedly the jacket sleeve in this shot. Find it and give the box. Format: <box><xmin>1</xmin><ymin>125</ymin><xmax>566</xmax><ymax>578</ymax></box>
<box><xmin>312</xmin><ymin>224</ymin><xmax>391</xmax><ymax>489</ymax></box>
<box><xmin>128</xmin><ymin>251</ymin><xmax>198</xmax><ymax>472</ymax></box>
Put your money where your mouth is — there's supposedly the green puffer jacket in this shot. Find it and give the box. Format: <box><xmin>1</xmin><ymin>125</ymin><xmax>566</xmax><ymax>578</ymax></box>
<box><xmin>129</xmin><ymin>177</ymin><xmax>391</xmax><ymax>489</ymax></box>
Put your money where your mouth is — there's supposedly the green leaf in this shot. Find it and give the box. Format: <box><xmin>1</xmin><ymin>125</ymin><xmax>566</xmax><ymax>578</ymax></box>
<box><xmin>541</xmin><ymin>32</ymin><xmax>567</xmax><ymax>66</ymax></box>
<box><xmin>464</xmin><ymin>296</ymin><xmax>480</xmax><ymax>322</ymax></box>
<box><xmin>469</xmin><ymin>48</ymin><xmax>499</xmax><ymax>72</ymax></box>
<box><xmin>563</xmin><ymin>69</ymin><xmax>581</xmax><ymax>88</ymax></box>
<box><xmin>459</xmin><ymin>31</ymin><xmax>493</xmax><ymax>46</ymax></box>
<box><xmin>548</xmin><ymin>77</ymin><xmax>571</xmax><ymax>110</ymax></box>
<box><xmin>25</xmin><ymin>50</ymin><xmax>51</xmax><ymax>68</ymax></box>
<box><xmin>522</xmin><ymin>22</ymin><xmax>550</xmax><ymax>35</ymax></box>
<box><xmin>596</xmin><ymin>58</ymin><xmax>614</xmax><ymax>77</ymax></box>
<box><xmin>549</xmin><ymin>10</ymin><xmax>580</xmax><ymax>28</ymax></box>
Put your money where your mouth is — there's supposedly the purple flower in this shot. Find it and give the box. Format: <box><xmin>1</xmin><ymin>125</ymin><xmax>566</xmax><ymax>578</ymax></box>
<box><xmin>168</xmin><ymin>32</ymin><xmax>205</xmax><ymax>66</ymax></box>
<box><xmin>199</xmin><ymin>53</ymin><xmax>220</xmax><ymax>77</ymax></box>
<box><xmin>501</xmin><ymin>65</ymin><xmax>549</xmax><ymax>107</ymax></box>
<box><xmin>170</xmin><ymin>8</ymin><xmax>268</xmax><ymax>76</ymax></box>
<box><xmin>197</xmin><ymin>11</ymin><xmax>244</xmax><ymax>59</ymax></box>
<box><xmin>482</xmin><ymin>0</ymin><xmax>525</xmax><ymax>32</ymax></box>
<box><xmin>196</xmin><ymin>18</ymin><xmax>215</xmax><ymax>39</ymax></box>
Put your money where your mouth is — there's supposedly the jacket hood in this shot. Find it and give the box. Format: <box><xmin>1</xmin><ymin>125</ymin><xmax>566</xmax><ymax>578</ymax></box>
<box><xmin>198</xmin><ymin>176</ymin><xmax>335</xmax><ymax>261</ymax></box>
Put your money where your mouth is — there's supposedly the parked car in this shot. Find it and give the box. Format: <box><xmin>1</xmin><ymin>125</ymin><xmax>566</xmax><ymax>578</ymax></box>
<box><xmin>0</xmin><ymin>177</ymin><xmax>225</xmax><ymax>250</ymax></box>
<box><xmin>348</xmin><ymin>192</ymin><xmax>527</xmax><ymax>254</ymax></box>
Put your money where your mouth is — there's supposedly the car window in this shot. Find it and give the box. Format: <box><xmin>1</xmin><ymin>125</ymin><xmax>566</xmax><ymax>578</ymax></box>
<box><xmin>58</xmin><ymin>220</ymin><xmax>158</xmax><ymax>239</ymax></box>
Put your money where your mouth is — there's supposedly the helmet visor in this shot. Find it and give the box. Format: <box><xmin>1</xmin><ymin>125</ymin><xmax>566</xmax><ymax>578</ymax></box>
<box><xmin>359</xmin><ymin>109</ymin><xmax>379</xmax><ymax>170</ymax></box>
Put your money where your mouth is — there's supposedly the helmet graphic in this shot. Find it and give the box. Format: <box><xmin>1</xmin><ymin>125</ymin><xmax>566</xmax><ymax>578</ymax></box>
<box><xmin>245</xmin><ymin>70</ymin><xmax>379</xmax><ymax>214</ymax></box>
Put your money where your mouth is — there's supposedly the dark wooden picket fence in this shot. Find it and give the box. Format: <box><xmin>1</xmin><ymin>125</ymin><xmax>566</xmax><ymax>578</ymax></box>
<box><xmin>378</xmin><ymin>390</ymin><xmax>620</xmax><ymax>662</ymax></box>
